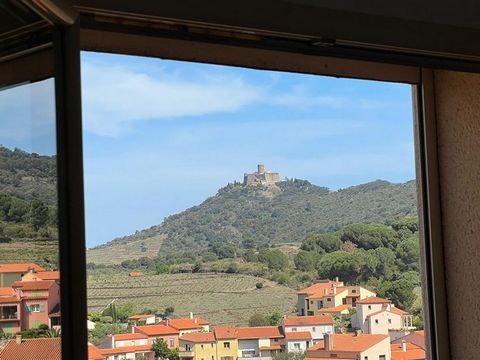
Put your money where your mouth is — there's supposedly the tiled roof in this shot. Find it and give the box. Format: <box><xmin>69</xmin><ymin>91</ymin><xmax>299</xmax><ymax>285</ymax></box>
<box><xmin>128</xmin><ymin>314</ymin><xmax>155</xmax><ymax>320</ymax></box>
<box><xmin>285</xmin><ymin>331</ymin><xmax>312</xmax><ymax>340</ymax></box>
<box><xmin>135</xmin><ymin>324</ymin><xmax>178</xmax><ymax>336</ymax></box>
<box><xmin>88</xmin><ymin>344</ymin><xmax>105</xmax><ymax>360</ymax></box>
<box><xmin>236</xmin><ymin>326</ymin><xmax>283</xmax><ymax>339</ymax></box>
<box><xmin>35</xmin><ymin>271</ymin><xmax>60</xmax><ymax>281</ymax></box>
<box><xmin>214</xmin><ymin>326</ymin><xmax>238</xmax><ymax>339</ymax></box>
<box><xmin>392</xmin><ymin>331</ymin><xmax>426</xmax><ymax>350</ymax></box>
<box><xmin>317</xmin><ymin>305</ymin><xmax>350</xmax><ymax>313</ymax></box>
<box><xmin>0</xmin><ymin>263</ymin><xmax>45</xmax><ymax>273</ymax></box>
<box><xmin>309</xmin><ymin>334</ymin><xmax>389</xmax><ymax>352</ymax></box>
<box><xmin>113</xmin><ymin>333</ymin><xmax>147</xmax><ymax>341</ymax></box>
<box><xmin>0</xmin><ymin>287</ymin><xmax>15</xmax><ymax>297</ymax></box>
<box><xmin>259</xmin><ymin>345</ymin><xmax>283</xmax><ymax>351</ymax></box>
<box><xmin>180</xmin><ymin>332</ymin><xmax>216</xmax><ymax>343</ymax></box>
<box><xmin>0</xmin><ymin>338</ymin><xmax>61</xmax><ymax>360</ymax></box>
<box><xmin>283</xmin><ymin>315</ymin><xmax>334</xmax><ymax>326</ymax></box>
<box><xmin>390</xmin><ymin>307</ymin><xmax>409</xmax><ymax>316</ymax></box>
<box><xmin>296</xmin><ymin>281</ymin><xmax>343</xmax><ymax>296</ymax></box>
<box><xmin>11</xmin><ymin>280</ymin><xmax>55</xmax><ymax>291</ymax></box>
<box><xmin>355</xmin><ymin>296</ymin><xmax>391</xmax><ymax>305</ymax></box>
<box><xmin>0</xmin><ymin>296</ymin><xmax>20</xmax><ymax>304</ymax></box>
<box><xmin>305</xmin><ymin>357</ymin><xmax>353</xmax><ymax>360</ymax></box>
<box><xmin>391</xmin><ymin>343</ymin><xmax>426</xmax><ymax>360</ymax></box>
<box><xmin>164</xmin><ymin>318</ymin><xmax>209</xmax><ymax>330</ymax></box>
<box><xmin>99</xmin><ymin>345</ymin><xmax>151</xmax><ymax>355</ymax></box>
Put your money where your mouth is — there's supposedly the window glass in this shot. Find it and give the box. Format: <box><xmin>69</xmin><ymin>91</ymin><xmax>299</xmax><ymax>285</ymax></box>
<box><xmin>0</xmin><ymin>79</ymin><xmax>60</xmax><ymax>343</ymax></box>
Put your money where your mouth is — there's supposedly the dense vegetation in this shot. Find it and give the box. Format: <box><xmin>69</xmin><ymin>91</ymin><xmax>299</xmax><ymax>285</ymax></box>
<box><xmin>94</xmin><ymin>178</ymin><xmax>417</xmax><ymax>259</ymax></box>
<box><xmin>0</xmin><ymin>146</ymin><xmax>58</xmax><ymax>267</ymax></box>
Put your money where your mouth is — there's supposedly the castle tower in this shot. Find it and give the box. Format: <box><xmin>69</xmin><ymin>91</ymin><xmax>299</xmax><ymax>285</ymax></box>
<box><xmin>257</xmin><ymin>164</ymin><xmax>265</xmax><ymax>174</ymax></box>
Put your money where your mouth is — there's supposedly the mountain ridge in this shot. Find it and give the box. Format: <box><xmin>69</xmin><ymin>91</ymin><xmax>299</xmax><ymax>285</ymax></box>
<box><xmin>88</xmin><ymin>178</ymin><xmax>417</xmax><ymax>263</ymax></box>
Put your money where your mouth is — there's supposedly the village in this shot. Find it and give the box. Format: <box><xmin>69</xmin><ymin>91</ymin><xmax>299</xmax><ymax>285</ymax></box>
<box><xmin>0</xmin><ymin>263</ymin><xmax>425</xmax><ymax>360</ymax></box>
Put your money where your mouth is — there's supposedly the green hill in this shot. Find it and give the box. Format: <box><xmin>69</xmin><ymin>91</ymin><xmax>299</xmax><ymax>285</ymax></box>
<box><xmin>89</xmin><ymin>178</ymin><xmax>417</xmax><ymax>263</ymax></box>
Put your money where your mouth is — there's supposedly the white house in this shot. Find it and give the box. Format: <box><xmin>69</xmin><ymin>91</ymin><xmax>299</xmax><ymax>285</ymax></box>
<box><xmin>281</xmin><ymin>315</ymin><xmax>334</xmax><ymax>344</ymax></box>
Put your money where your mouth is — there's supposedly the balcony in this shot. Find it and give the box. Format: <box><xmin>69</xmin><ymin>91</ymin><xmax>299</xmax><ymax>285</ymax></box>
<box><xmin>0</xmin><ymin>306</ymin><xmax>19</xmax><ymax>321</ymax></box>
<box><xmin>179</xmin><ymin>347</ymin><xmax>194</xmax><ymax>358</ymax></box>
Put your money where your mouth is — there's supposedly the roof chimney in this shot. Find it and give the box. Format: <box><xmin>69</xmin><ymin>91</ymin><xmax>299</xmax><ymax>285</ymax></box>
<box><xmin>335</xmin><ymin>276</ymin><xmax>339</xmax><ymax>283</ymax></box>
<box><xmin>401</xmin><ymin>340</ymin><xmax>407</xmax><ymax>352</ymax></box>
<box><xmin>194</xmin><ymin>318</ymin><xmax>198</xmax><ymax>324</ymax></box>
<box><xmin>324</xmin><ymin>334</ymin><xmax>333</xmax><ymax>351</ymax></box>
<box><xmin>324</xmin><ymin>289</ymin><xmax>328</xmax><ymax>295</ymax></box>
<box><xmin>189</xmin><ymin>312</ymin><xmax>194</xmax><ymax>319</ymax></box>
<box><xmin>355</xmin><ymin>330</ymin><xmax>362</xmax><ymax>337</ymax></box>
<box><xmin>333</xmin><ymin>284</ymin><xmax>337</xmax><ymax>295</ymax></box>
<box><xmin>16</xmin><ymin>335</ymin><xmax>22</xmax><ymax>345</ymax></box>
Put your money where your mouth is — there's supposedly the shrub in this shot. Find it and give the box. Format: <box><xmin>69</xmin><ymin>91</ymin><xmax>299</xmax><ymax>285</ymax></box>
<box><xmin>255</xmin><ymin>282</ymin><xmax>263</xmax><ymax>289</ymax></box>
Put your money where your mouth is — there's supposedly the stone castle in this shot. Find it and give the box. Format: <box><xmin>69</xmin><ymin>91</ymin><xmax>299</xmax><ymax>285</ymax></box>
<box><xmin>243</xmin><ymin>164</ymin><xmax>280</xmax><ymax>186</ymax></box>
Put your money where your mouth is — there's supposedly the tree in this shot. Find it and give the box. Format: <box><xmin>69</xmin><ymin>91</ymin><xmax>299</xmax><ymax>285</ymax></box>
<box><xmin>255</xmin><ymin>282</ymin><xmax>263</xmax><ymax>289</ymax></box>
<box><xmin>115</xmin><ymin>303</ymin><xmax>135</xmax><ymax>322</ymax></box>
<box><xmin>294</xmin><ymin>251</ymin><xmax>317</xmax><ymax>271</ymax></box>
<box><xmin>340</xmin><ymin>223</ymin><xmax>396</xmax><ymax>250</ymax></box>
<box><xmin>301</xmin><ymin>233</ymin><xmax>342</xmax><ymax>253</ymax></box>
<box><xmin>28</xmin><ymin>199</ymin><xmax>48</xmax><ymax>230</ymax></box>
<box><xmin>242</xmin><ymin>238</ymin><xmax>256</xmax><ymax>249</ymax></box>
<box><xmin>395</xmin><ymin>237</ymin><xmax>420</xmax><ymax>271</ymax></box>
<box><xmin>165</xmin><ymin>306</ymin><xmax>175</xmax><ymax>316</ymax></box>
<box><xmin>317</xmin><ymin>250</ymin><xmax>377</xmax><ymax>284</ymax></box>
<box><xmin>376</xmin><ymin>278</ymin><xmax>416</xmax><ymax>311</ymax></box>
<box><xmin>267</xmin><ymin>312</ymin><xmax>282</xmax><ymax>326</ymax></box>
<box><xmin>248</xmin><ymin>313</ymin><xmax>268</xmax><ymax>327</ymax></box>
<box><xmin>156</xmin><ymin>264</ymin><xmax>170</xmax><ymax>274</ymax></box>
<box><xmin>371</xmin><ymin>247</ymin><xmax>397</xmax><ymax>280</ymax></box>
<box><xmin>242</xmin><ymin>249</ymin><xmax>258</xmax><ymax>263</ymax></box>
<box><xmin>258</xmin><ymin>249</ymin><xmax>289</xmax><ymax>271</ymax></box>
<box><xmin>152</xmin><ymin>338</ymin><xmax>179</xmax><ymax>360</ymax></box>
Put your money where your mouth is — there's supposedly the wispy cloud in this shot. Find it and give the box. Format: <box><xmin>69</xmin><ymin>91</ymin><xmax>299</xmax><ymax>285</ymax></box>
<box><xmin>81</xmin><ymin>61</ymin><xmax>264</xmax><ymax>137</ymax></box>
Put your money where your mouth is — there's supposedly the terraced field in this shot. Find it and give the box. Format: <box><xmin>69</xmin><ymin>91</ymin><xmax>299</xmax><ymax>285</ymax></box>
<box><xmin>87</xmin><ymin>270</ymin><xmax>296</xmax><ymax>326</ymax></box>
<box><xmin>0</xmin><ymin>239</ymin><xmax>58</xmax><ymax>269</ymax></box>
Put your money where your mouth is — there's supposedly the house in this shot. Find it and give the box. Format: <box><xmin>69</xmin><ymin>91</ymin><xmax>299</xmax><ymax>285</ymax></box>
<box><xmin>0</xmin><ymin>336</ymin><xmax>62</xmax><ymax>360</ymax></box>
<box><xmin>22</xmin><ymin>271</ymin><xmax>60</xmax><ymax>284</ymax></box>
<box><xmin>128</xmin><ymin>314</ymin><xmax>156</xmax><ymax>326</ymax></box>
<box><xmin>351</xmin><ymin>297</ymin><xmax>415</xmax><ymax>336</ymax></box>
<box><xmin>159</xmin><ymin>315</ymin><xmax>210</xmax><ymax>335</ymax></box>
<box><xmin>179</xmin><ymin>332</ymin><xmax>218</xmax><ymax>360</ymax></box>
<box><xmin>391</xmin><ymin>331</ymin><xmax>425</xmax><ymax>351</ymax></box>
<box><xmin>306</xmin><ymin>333</ymin><xmax>391</xmax><ymax>360</ymax></box>
<box><xmin>236</xmin><ymin>326</ymin><xmax>284</xmax><ymax>359</ymax></box>
<box><xmin>296</xmin><ymin>278</ymin><xmax>375</xmax><ymax>316</ymax></box>
<box><xmin>99</xmin><ymin>345</ymin><xmax>154</xmax><ymax>360</ymax></box>
<box><xmin>128</xmin><ymin>272</ymin><xmax>144</xmax><ymax>277</ymax></box>
<box><xmin>214</xmin><ymin>326</ymin><xmax>240</xmax><ymax>360</ymax></box>
<box><xmin>11</xmin><ymin>280</ymin><xmax>60</xmax><ymax>330</ymax></box>
<box><xmin>134</xmin><ymin>324</ymin><xmax>179</xmax><ymax>348</ymax></box>
<box><xmin>284</xmin><ymin>331</ymin><xmax>312</xmax><ymax>353</ymax></box>
<box><xmin>0</xmin><ymin>263</ymin><xmax>45</xmax><ymax>287</ymax></box>
<box><xmin>0</xmin><ymin>287</ymin><xmax>21</xmax><ymax>335</ymax></box>
<box><xmin>99</xmin><ymin>333</ymin><xmax>149</xmax><ymax>349</ymax></box>
<box><xmin>391</xmin><ymin>340</ymin><xmax>426</xmax><ymax>360</ymax></box>
<box><xmin>281</xmin><ymin>315</ymin><xmax>334</xmax><ymax>344</ymax></box>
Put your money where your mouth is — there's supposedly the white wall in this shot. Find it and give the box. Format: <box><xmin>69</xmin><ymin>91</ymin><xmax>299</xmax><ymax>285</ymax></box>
<box><xmin>359</xmin><ymin>336</ymin><xmax>391</xmax><ymax>360</ymax></box>
<box><xmin>283</xmin><ymin>324</ymin><xmax>333</xmax><ymax>341</ymax></box>
<box><xmin>286</xmin><ymin>340</ymin><xmax>309</xmax><ymax>352</ymax></box>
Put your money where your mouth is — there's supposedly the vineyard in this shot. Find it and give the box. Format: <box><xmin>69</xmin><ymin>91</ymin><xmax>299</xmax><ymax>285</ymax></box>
<box><xmin>87</xmin><ymin>270</ymin><xmax>296</xmax><ymax>326</ymax></box>
<box><xmin>0</xmin><ymin>239</ymin><xmax>58</xmax><ymax>269</ymax></box>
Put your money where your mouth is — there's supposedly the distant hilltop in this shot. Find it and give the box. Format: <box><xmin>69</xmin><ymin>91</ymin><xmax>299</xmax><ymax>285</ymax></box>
<box><xmin>243</xmin><ymin>164</ymin><xmax>280</xmax><ymax>186</ymax></box>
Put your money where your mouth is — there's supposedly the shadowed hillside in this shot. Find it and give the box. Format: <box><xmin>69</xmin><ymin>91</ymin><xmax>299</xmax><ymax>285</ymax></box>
<box><xmin>89</xmin><ymin>179</ymin><xmax>417</xmax><ymax>264</ymax></box>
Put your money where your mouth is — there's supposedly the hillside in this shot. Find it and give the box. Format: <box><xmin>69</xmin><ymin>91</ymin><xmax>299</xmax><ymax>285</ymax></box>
<box><xmin>0</xmin><ymin>146</ymin><xmax>58</xmax><ymax>268</ymax></box>
<box><xmin>0</xmin><ymin>146</ymin><xmax>57</xmax><ymax>205</ymax></box>
<box><xmin>88</xmin><ymin>178</ymin><xmax>417</xmax><ymax>264</ymax></box>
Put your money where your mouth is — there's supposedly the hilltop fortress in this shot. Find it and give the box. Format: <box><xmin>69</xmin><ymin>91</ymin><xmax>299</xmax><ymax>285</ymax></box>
<box><xmin>243</xmin><ymin>164</ymin><xmax>280</xmax><ymax>186</ymax></box>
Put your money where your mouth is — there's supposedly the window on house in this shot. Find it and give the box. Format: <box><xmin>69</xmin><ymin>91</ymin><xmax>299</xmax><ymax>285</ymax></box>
<box><xmin>327</xmin><ymin>298</ymin><xmax>332</xmax><ymax>302</ymax></box>
<box><xmin>352</xmin><ymin>290</ymin><xmax>357</xmax><ymax>293</ymax></box>
<box><xmin>364</xmin><ymin>357</ymin><xmax>368</xmax><ymax>360</ymax></box>
<box><xmin>201</xmin><ymin>344</ymin><xmax>204</xmax><ymax>349</ymax></box>
<box><xmin>379</xmin><ymin>356</ymin><xmax>386</xmax><ymax>360</ymax></box>
<box><xmin>30</xmin><ymin>304</ymin><xmax>41</xmax><ymax>313</ymax></box>
<box><xmin>185</xmin><ymin>344</ymin><xmax>191</xmax><ymax>351</ymax></box>
<box><xmin>292</xmin><ymin>328</ymin><xmax>297</xmax><ymax>332</ymax></box>
<box><xmin>224</xmin><ymin>342</ymin><xmax>230</xmax><ymax>349</ymax></box>
<box><xmin>312</xmin><ymin>327</ymin><xmax>316</xmax><ymax>332</ymax></box>
<box><xmin>242</xmin><ymin>350</ymin><xmax>256</xmax><ymax>358</ymax></box>
<box><xmin>170</xmin><ymin>339</ymin><xmax>175</xmax><ymax>347</ymax></box>
<box><xmin>294</xmin><ymin>343</ymin><xmax>301</xmax><ymax>350</ymax></box>
<box><xmin>388</xmin><ymin>319</ymin><xmax>392</xmax><ymax>324</ymax></box>
<box><xmin>368</xmin><ymin>305</ymin><xmax>372</xmax><ymax>310</ymax></box>
<box><xmin>375</xmin><ymin>319</ymin><xmax>379</xmax><ymax>324</ymax></box>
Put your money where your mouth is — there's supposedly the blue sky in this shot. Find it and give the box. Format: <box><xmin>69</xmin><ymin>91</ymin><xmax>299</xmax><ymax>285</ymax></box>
<box><xmin>0</xmin><ymin>52</ymin><xmax>416</xmax><ymax>248</ymax></box>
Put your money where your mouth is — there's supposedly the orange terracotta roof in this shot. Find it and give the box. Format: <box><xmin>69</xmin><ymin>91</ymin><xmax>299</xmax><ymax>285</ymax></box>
<box><xmin>100</xmin><ymin>345</ymin><xmax>152</xmax><ymax>355</ymax></box>
<box><xmin>214</xmin><ymin>326</ymin><xmax>239</xmax><ymax>339</ymax></box>
<box><xmin>163</xmin><ymin>318</ymin><xmax>209</xmax><ymax>330</ymax></box>
<box><xmin>305</xmin><ymin>357</ymin><xmax>353</xmax><ymax>360</ymax></box>
<box><xmin>35</xmin><ymin>271</ymin><xmax>60</xmax><ymax>281</ymax></box>
<box><xmin>259</xmin><ymin>345</ymin><xmax>283</xmax><ymax>351</ymax></box>
<box><xmin>236</xmin><ymin>326</ymin><xmax>283</xmax><ymax>339</ymax></box>
<box><xmin>88</xmin><ymin>344</ymin><xmax>105</xmax><ymax>360</ymax></box>
<box><xmin>0</xmin><ymin>296</ymin><xmax>20</xmax><ymax>304</ymax></box>
<box><xmin>415</xmin><ymin>331</ymin><xmax>424</xmax><ymax>336</ymax></box>
<box><xmin>113</xmin><ymin>333</ymin><xmax>147</xmax><ymax>341</ymax></box>
<box><xmin>0</xmin><ymin>287</ymin><xmax>15</xmax><ymax>297</ymax></box>
<box><xmin>0</xmin><ymin>263</ymin><xmax>45</xmax><ymax>273</ymax></box>
<box><xmin>283</xmin><ymin>315</ymin><xmax>334</xmax><ymax>326</ymax></box>
<box><xmin>392</xmin><ymin>331</ymin><xmax>426</xmax><ymax>350</ymax></box>
<box><xmin>285</xmin><ymin>331</ymin><xmax>312</xmax><ymax>340</ymax></box>
<box><xmin>346</xmin><ymin>294</ymin><xmax>360</xmax><ymax>298</ymax></box>
<box><xmin>309</xmin><ymin>287</ymin><xmax>349</xmax><ymax>298</ymax></box>
<box><xmin>12</xmin><ymin>280</ymin><xmax>55</xmax><ymax>291</ymax></box>
<box><xmin>180</xmin><ymin>332</ymin><xmax>216</xmax><ymax>343</ymax></box>
<box><xmin>296</xmin><ymin>281</ymin><xmax>343</xmax><ymax>296</ymax></box>
<box><xmin>391</xmin><ymin>343</ymin><xmax>426</xmax><ymax>360</ymax></box>
<box><xmin>309</xmin><ymin>334</ymin><xmax>389</xmax><ymax>353</ymax></box>
<box><xmin>128</xmin><ymin>314</ymin><xmax>155</xmax><ymax>320</ymax></box>
<box><xmin>0</xmin><ymin>338</ymin><xmax>61</xmax><ymax>360</ymax></box>
<box><xmin>317</xmin><ymin>304</ymin><xmax>351</xmax><ymax>313</ymax></box>
<box><xmin>391</xmin><ymin>307</ymin><xmax>409</xmax><ymax>316</ymax></box>
<box><xmin>135</xmin><ymin>324</ymin><xmax>178</xmax><ymax>336</ymax></box>
<box><xmin>355</xmin><ymin>296</ymin><xmax>391</xmax><ymax>305</ymax></box>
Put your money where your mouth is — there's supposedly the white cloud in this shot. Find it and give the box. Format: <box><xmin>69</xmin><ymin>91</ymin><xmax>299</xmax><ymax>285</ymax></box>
<box><xmin>81</xmin><ymin>61</ymin><xmax>264</xmax><ymax>137</ymax></box>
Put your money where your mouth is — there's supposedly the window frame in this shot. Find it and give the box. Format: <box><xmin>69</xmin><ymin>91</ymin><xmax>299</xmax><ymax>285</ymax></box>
<box><xmin>1</xmin><ymin>4</ymin><xmax>454</xmax><ymax>360</ymax></box>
